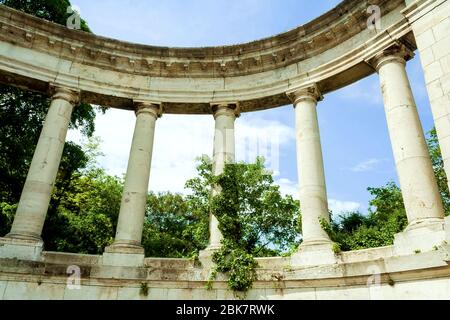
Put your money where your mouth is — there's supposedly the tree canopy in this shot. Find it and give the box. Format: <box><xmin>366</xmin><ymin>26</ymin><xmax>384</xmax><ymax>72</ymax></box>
<box><xmin>325</xmin><ymin>128</ymin><xmax>449</xmax><ymax>252</ymax></box>
<box><xmin>0</xmin><ymin>0</ymin><xmax>90</xmax><ymax>32</ymax></box>
<box><xmin>0</xmin><ymin>0</ymin><xmax>98</xmax><ymax>241</ymax></box>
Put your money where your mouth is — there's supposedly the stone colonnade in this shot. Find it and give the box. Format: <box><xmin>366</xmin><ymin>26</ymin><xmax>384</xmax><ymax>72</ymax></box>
<box><xmin>1</xmin><ymin>47</ymin><xmax>449</xmax><ymax>265</ymax></box>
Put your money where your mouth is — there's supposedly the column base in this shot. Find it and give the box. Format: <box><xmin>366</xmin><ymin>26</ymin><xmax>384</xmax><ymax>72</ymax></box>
<box><xmin>198</xmin><ymin>244</ymin><xmax>221</xmax><ymax>268</ymax></box>
<box><xmin>394</xmin><ymin>218</ymin><xmax>448</xmax><ymax>256</ymax></box>
<box><xmin>102</xmin><ymin>243</ymin><xmax>145</xmax><ymax>267</ymax></box>
<box><xmin>0</xmin><ymin>236</ymin><xmax>43</xmax><ymax>261</ymax></box>
<box><xmin>291</xmin><ymin>241</ymin><xmax>339</xmax><ymax>267</ymax></box>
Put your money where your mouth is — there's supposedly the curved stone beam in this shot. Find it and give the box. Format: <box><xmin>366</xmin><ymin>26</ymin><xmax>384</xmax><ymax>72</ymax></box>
<box><xmin>0</xmin><ymin>0</ymin><xmax>414</xmax><ymax>114</ymax></box>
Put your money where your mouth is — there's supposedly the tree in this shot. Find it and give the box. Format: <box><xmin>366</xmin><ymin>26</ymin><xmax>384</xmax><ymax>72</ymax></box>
<box><xmin>428</xmin><ymin>128</ymin><xmax>450</xmax><ymax>214</ymax></box>
<box><xmin>0</xmin><ymin>0</ymin><xmax>97</xmax><ymax>235</ymax></box>
<box><xmin>194</xmin><ymin>157</ymin><xmax>300</xmax><ymax>292</ymax></box>
<box><xmin>0</xmin><ymin>0</ymin><xmax>90</xmax><ymax>32</ymax></box>
<box><xmin>44</xmin><ymin>167</ymin><xmax>123</xmax><ymax>254</ymax></box>
<box><xmin>187</xmin><ymin>156</ymin><xmax>300</xmax><ymax>257</ymax></box>
<box><xmin>142</xmin><ymin>192</ymin><xmax>205</xmax><ymax>258</ymax></box>
<box><xmin>325</xmin><ymin>183</ymin><xmax>408</xmax><ymax>252</ymax></box>
<box><xmin>327</xmin><ymin>128</ymin><xmax>448</xmax><ymax>251</ymax></box>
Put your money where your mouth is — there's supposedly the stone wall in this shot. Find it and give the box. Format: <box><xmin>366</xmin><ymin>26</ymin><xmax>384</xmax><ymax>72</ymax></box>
<box><xmin>1</xmin><ymin>244</ymin><xmax>449</xmax><ymax>300</ymax></box>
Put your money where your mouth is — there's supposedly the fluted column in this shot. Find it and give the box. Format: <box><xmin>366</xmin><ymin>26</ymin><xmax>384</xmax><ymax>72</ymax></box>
<box><xmin>371</xmin><ymin>46</ymin><xmax>445</xmax><ymax>228</ymax></box>
<box><xmin>289</xmin><ymin>86</ymin><xmax>332</xmax><ymax>246</ymax></box>
<box><xmin>7</xmin><ymin>87</ymin><xmax>79</xmax><ymax>242</ymax></box>
<box><xmin>107</xmin><ymin>103</ymin><xmax>161</xmax><ymax>254</ymax></box>
<box><xmin>207</xmin><ymin>103</ymin><xmax>238</xmax><ymax>250</ymax></box>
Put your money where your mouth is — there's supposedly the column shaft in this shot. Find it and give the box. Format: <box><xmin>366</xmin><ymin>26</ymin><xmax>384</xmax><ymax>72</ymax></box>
<box><xmin>292</xmin><ymin>87</ymin><xmax>332</xmax><ymax>245</ymax></box>
<box><xmin>7</xmin><ymin>87</ymin><xmax>78</xmax><ymax>241</ymax></box>
<box><xmin>374</xmin><ymin>49</ymin><xmax>444</xmax><ymax>226</ymax></box>
<box><xmin>208</xmin><ymin>104</ymin><xmax>237</xmax><ymax>249</ymax></box>
<box><xmin>112</xmin><ymin>104</ymin><xmax>160</xmax><ymax>252</ymax></box>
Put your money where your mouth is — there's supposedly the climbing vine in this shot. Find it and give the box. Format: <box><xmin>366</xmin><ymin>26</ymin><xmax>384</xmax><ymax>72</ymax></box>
<box><xmin>208</xmin><ymin>163</ymin><xmax>259</xmax><ymax>293</ymax></box>
<box><xmin>199</xmin><ymin>157</ymin><xmax>299</xmax><ymax>293</ymax></box>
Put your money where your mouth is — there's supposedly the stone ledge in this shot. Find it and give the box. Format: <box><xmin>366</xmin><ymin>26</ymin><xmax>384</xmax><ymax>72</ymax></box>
<box><xmin>291</xmin><ymin>242</ymin><xmax>339</xmax><ymax>267</ymax></box>
<box><xmin>394</xmin><ymin>219</ymin><xmax>447</xmax><ymax>256</ymax></box>
<box><xmin>1</xmin><ymin>245</ymin><xmax>448</xmax><ymax>283</ymax></box>
<box><xmin>0</xmin><ymin>261</ymin><xmax>449</xmax><ymax>300</ymax></box>
<box><xmin>0</xmin><ymin>237</ymin><xmax>43</xmax><ymax>262</ymax></box>
<box><xmin>101</xmin><ymin>252</ymin><xmax>145</xmax><ymax>268</ymax></box>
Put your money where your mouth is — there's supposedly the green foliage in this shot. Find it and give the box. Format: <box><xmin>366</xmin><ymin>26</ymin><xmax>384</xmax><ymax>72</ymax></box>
<box><xmin>326</xmin><ymin>128</ymin><xmax>449</xmax><ymax>252</ymax></box>
<box><xmin>141</xmin><ymin>192</ymin><xmax>207</xmax><ymax>258</ymax></box>
<box><xmin>0</xmin><ymin>202</ymin><xmax>17</xmax><ymax>236</ymax></box>
<box><xmin>428</xmin><ymin>128</ymin><xmax>450</xmax><ymax>215</ymax></box>
<box><xmin>211</xmin><ymin>245</ymin><xmax>259</xmax><ymax>293</ymax></box>
<box><xmin>323</xmin><ymin>183</ymin><xmax>408</xmax><ymax>251</ymax></box>
<box><xmin>0</xmin><ymin>0</ymin><xmax>90</xmax><ymax>32</ymax></box>
<box><xmin>0</xmin><ymin>0</ymin><xmax>100</xmax><ymax>237</ymax></box>
<box><xmin>201</xmin><ymin>157</ymin><xmax>299</xmax><ymax>292</ymax></box>
<box><xmin>0</xmin><ymin>74</ymin><xmax>97</xmax><ymax>206</ymax></box>
<box><xmin>43</xmin><ymin>167</ymin><xmax>123</xmax><ymax>254</ymax></box>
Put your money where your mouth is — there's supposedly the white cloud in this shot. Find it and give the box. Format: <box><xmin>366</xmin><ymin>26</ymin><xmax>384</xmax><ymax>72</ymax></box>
<box><xmin>328</xmin><ymin>199</ymin><xmax>361</xmax><ymax>215</ymax></box>
<box><xmin>68</xmin><ymin>118</ymin><xmax>361</xmax><ymax>215</ymax></box>
<box><xmin>68</xmin><ymin>109</ymin><xmax>295</xmax><ymax>195</ymax></box>
<box><xmin>351</xmin><ymin>158</ymin><xmax>383</xmax><ymax>173</ymax></box>
<box><xmin>276</xmin><ymin>178</ymin><xmax>299</xmax><ymax>199</ymax></box>
<box><xmin>236</xmin><ymin>117</ymin><xmax>295</xmax><ymax>175</ymax></box>
<box><xmin>68</xmin><ymin>108</ymin><xmax>136</xmax><ymax>178</ymax></box>
<box><xmin>274</xmin><ymin>178</ymin><xmax>361</xmax><ymax>215</ymax></box>
<box><xmin>335</xmin><ymin>77</ymin><xmax>383</xmax><ymax>106</ymax></box>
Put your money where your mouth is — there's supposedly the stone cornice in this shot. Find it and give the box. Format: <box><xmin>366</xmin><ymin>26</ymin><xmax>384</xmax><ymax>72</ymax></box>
<box><xmin>0</xmin><ymin>0</ymin><xmax>404</xmax><ymax>79</ymax></box>
<box><xmin>401</xmin><ymin>0</ymin><xmax>446</xmax><ymax>22</ymax></box>
<box><xmin>0</xmin><ymin>0</ymin><xmax>416</xmax><ymax>114</ymax></box>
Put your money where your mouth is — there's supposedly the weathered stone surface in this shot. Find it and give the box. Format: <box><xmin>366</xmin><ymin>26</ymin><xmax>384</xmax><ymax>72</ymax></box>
<box><xmin>0</xmin><ymin>237</ymin><xmax>44</xmax><ymax>261</ymax></box>
<box><xmin>0</xmin><ymin>246</ymin><xmax>447</xmax><ymax>300</ymax></box>
<box><xmin>0</xmin><ymin>0</ymin><xmax>450</xmax><ymax>300</ymax></box>
<box><xmin>0</xmin><ymin>1</ymin><xmax>410</xmax><ymax>113</ymax></box>
<box><xmin>109</xmin><ymin>103</ymin><xmax>161</xmax><ymax>255</ymax></box>
<box><xmin>404</xmin><ymin>0</ymin><xmax>450</xmax><ymax>194</ymax></box>
<box><xmin>3</xmin><ymin>281</ymin><xmax>65</xmax><ymax>300</ymax></box>
<box><xmin>63</xmin><ymin>285</ymin><xmax>119</xmax><ymax>300</ymax></box>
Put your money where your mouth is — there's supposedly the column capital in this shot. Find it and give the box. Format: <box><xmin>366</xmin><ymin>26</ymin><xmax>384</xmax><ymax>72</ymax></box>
<box><xmin>50</xmin><ymin>86</ymin><xmax>80</xmax><ymax>105</ymax></box>
<box><xmin>287</xmin><ymin>84</ymin><xmax>323</xmax><ymax>105</ymax></box>
<box><xmin>211</xmin><ymin>102</ymin><xmax>240</xmax><ymax>119</ymax></box>
<box><xmin>367</xmin><ymin>43</ymin><xmax>415</xmax><ymax>72</ymax></box>
<box><xmin>133</xmin><ymin>101</ymin><xmax>163</xmax><ymax>118</ymax></box>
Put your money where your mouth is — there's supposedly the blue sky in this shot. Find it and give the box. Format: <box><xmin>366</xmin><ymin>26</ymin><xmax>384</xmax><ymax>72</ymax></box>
<box><xmin>68</xmin><ymin>0</ymin><xmax>435</xmax><ymax>216</ymax></box>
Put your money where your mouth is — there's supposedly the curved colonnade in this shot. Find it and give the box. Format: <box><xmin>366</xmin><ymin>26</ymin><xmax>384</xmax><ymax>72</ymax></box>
<box><xmin>0</xmin><ymin>0</ymin><xmax>449</xmax><ymax>300</ymax></box>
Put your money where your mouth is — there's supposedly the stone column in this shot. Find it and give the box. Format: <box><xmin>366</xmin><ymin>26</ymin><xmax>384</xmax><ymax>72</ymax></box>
<box><xmin>202</xmin><ymin>104</ymin><xmax>238</xmax><ymax>255</ymax></box>
<box><xmin>371</xmin><ymin>46</ymin><xmax>445</xmax><ymax>227</ymax></box>
<box><xmin>288</xmin><ymin>86</ymin><xmax>336</xmax><ymax>266</ymax></box>
<box><xmin>104</xmin><ymin>102</ymin><xmax>161</xmax><ymax>266</ymax></box>
<box><xmin>370</xmin><ymin>46</ymin><xmax>446</xmax><ymax>254</ymax></box>
<box><xmin>0</xmin><ymin>87</ymin><xmax>78</xmax><ymax>261</ymax></box>
<box><xmin>290</xmin><ymin>86</ymin><xmax>332</xmax><ymax>245</ymax></box>
<box><xmin>8</xmin><ymin>87</ymin><xmax>78</xmax><ymax>241</ymax></box>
